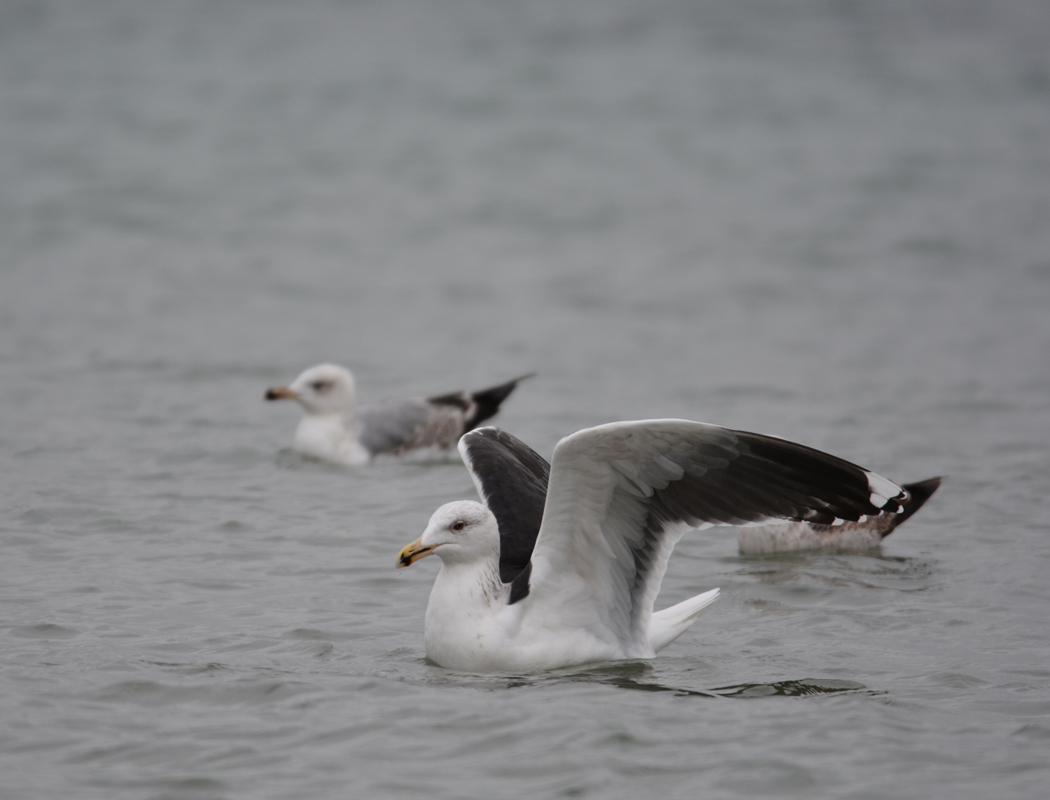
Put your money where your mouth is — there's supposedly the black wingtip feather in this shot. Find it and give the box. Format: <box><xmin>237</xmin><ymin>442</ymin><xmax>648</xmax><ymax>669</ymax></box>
<box><xmin>882</xmin><ymin>476</ymin><xmax>942</xmax><ymax>537</ymax></box>
<box><xmin>463</xmin><ymin>373</ymin><xmax>535</xmax><ymax>432</ymax></box>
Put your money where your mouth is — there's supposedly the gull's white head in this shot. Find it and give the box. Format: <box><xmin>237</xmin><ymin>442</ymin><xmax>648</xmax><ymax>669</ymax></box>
<box><xmin>265</xmin><ymin>363</ymin><xmax>356</xmax><ymax>416</ymax></box>
<box><xmin>397</xmin><ymin>500</ymin><xmax>500</xmax><ymax>569</ymax></box>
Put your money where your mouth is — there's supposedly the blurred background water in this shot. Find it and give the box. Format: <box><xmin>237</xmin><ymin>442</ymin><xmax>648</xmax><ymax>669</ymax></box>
<box><xmin>2</xmin><ymin>1</ymin><xmax>1050</xmax><ymax>798</ymax></box>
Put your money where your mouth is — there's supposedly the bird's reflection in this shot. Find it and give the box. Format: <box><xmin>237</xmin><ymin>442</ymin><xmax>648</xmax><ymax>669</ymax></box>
<box><xmin>430</xmin><ymin>660</ymin><xmax>868</xmax><ymax>698</ymax></box>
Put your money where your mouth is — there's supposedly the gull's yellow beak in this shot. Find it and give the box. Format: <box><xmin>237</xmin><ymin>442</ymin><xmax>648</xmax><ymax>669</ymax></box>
<box><xmin>397</xmin><ymin>537</ymin><xmax>436</xmax><ymax>569</ymax></box>
<box><xmin>264</xmin><ymin>386</ymin><xmax>299</xmax><ymax>401</ymax></box>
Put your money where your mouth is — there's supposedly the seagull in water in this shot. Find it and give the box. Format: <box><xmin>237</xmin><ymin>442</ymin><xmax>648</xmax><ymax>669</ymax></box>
<box><xmin>397</xmin><ymin>421</ymin><xmax>940</xmax><ymax>672</ymax></box>
<box><xmin>264</xmin><ymin>364</ymin><xmax>533</xmax><ymax>465</ymax></box>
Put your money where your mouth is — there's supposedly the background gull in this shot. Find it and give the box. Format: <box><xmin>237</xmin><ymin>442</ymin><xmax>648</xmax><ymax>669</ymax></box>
<box><xmin>265</xmin><ymin>364</ymin><xmax>532</xmax><ymax>465</ymax></box>
<box><xmin>397</xmin><ymin>422</ymin><xmax>940</xmax><ymax>672</ymax></box>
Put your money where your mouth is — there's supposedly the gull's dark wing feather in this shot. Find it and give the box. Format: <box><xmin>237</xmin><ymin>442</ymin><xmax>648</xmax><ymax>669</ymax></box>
<box><xmin>458</xmin><ymin>427</ymin><xmax>549</xmax><ymax>583</ymax></box>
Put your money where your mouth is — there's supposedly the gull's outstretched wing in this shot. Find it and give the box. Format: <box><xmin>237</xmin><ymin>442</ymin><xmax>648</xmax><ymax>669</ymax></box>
<box><xmin>523</xmin><ymin>420</ymin><xmax>909</xmax><ymax>657</ymax></box>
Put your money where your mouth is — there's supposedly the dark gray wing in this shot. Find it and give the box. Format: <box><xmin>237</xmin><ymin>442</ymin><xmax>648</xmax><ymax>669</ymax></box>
<box><xmin>656</xmin><ymin>426</ymin><xmax>908</xmax><ymax>526</ymax></box>
<box><xmin>457</xmin><ymin>427</ymin><xmax>550</xmax><ymax>584</ymax></box>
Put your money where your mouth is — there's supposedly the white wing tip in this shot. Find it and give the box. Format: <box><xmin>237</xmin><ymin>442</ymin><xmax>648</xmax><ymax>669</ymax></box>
<box><xmin>865</xmin><ymin>470</ymin><xmax>904</xmax><ymax>508</ymax></box>
<box><xmin>458</xmin><ymin>425</ymin><xmax>495</xmax><ymax>455</ymax></box>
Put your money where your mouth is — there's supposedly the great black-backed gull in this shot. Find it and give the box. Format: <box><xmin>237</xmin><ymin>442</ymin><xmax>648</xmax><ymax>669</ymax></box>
<box><xmin>396</xmin><ymin>421</ymin><xmax>940</xmax><ymax>672</ymax></box>
<box><xmin>264</xmin><ymin>364</ymin><xmax>532</xmax><ymax>465</ymax></box>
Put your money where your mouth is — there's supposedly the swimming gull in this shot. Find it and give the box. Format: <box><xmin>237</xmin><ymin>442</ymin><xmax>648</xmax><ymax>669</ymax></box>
<box><xmin>264</xmin><ymin>364</ymin><xmax>533</xmax><ymax>465</ymax></box>
<box><xmin>396</xmin><ymin>421</ymin><xmax>940</xmax><ymax>672</ymax></box>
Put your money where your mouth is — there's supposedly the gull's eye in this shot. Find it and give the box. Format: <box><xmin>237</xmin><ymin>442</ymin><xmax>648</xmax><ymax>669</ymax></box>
<box><xmin>311</xmin><ymin>380</ymin><xmax>332</xmax><ymax>393</ymax></box>
<box><xmin>451</xmin><ymin>521</ymin><xmax>466</xmax><ymax>532</ymax></box>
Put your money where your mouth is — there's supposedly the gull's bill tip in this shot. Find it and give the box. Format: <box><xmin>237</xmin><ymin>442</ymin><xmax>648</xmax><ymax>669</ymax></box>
<box><xmin>265</xmin><ymin>386</ymin><xmax>299</xmax><ymax>401</ymax></box>
<box><xmin>397</xmin><ymin>537</ymin><xmax>436</xmax><ymax>568</ymax></box>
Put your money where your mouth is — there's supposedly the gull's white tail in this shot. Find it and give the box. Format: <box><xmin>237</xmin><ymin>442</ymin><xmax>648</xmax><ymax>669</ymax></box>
<box><xmin>649</xmin><ymin>588</ymin><xmax>720</xmax><ymax>653</ymax></box>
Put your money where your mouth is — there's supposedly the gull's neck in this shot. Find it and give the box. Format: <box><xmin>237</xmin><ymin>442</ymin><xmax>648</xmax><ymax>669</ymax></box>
<box><xmin>423</xmin><ymin>556</ymin><xmax>509</xmax><ymax>668</ymax></box>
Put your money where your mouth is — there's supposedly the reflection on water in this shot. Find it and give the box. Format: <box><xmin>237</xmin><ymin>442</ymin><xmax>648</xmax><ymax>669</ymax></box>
<box><xmin>431</xmin><ymin>661</ymin><xmax>868</xmax><ymax>699</ymax></box>
<box><xmin>734</xmin><ymin>551</ymin><xmax>939</xmax><ymax>593</ymax></box>
<box><xmin>568</xmin><ymin>664</ymin><xmax>868</xmax><ymax>699</ymax></box>
<box><xmin>710</xmin><ymin>679</ymin><xmax>868</xmax><ymax>698</ymax></box>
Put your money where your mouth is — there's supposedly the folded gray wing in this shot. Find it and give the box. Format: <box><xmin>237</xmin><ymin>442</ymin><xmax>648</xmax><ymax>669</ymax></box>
<box><xmin>526</xmin><ymin>420</ymin><xmax>907</xmax><ymax>657</ymax></box>
<box><xmin>458</xmin><ymin>427</ymin><xmax>550</xmax><ymax>585</ymax></box>
<box><xmin>357</xmin><ymin>399</ymin><xmax>460</xmax><ymax>456</ymax></box>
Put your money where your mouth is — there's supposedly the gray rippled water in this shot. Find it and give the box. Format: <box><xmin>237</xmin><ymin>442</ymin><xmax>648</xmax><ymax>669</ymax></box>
<box><xmin>3</xmin><ymin>1</ymin><xmax>1050</xmax><ymax>798</ymax></box>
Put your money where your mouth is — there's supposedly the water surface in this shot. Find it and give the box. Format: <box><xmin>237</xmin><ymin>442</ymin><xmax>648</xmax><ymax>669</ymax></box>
<box><xmin>2</xmin><ymin>1</ymin><xmax>1050</xmax><ymax>798</ymax></box>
